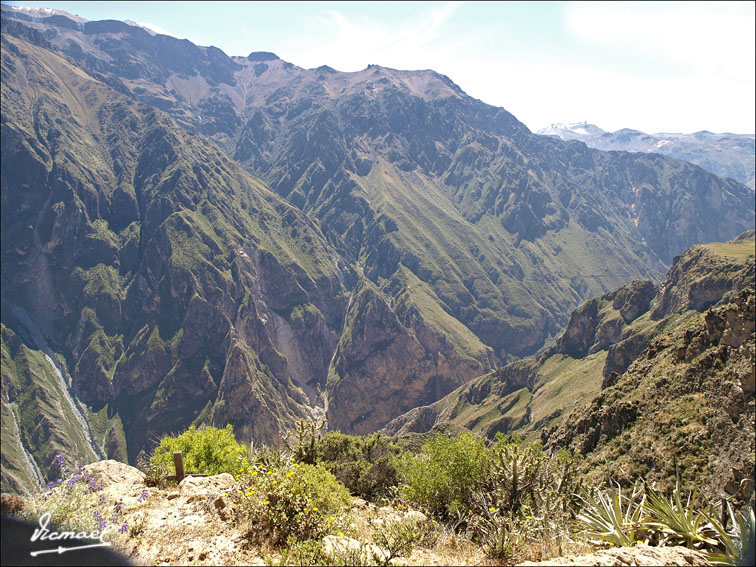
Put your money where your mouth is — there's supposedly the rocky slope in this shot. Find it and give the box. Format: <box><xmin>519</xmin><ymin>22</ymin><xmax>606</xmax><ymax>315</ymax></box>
<box><xmin>0</xmin><ymin>31</ymin><xmax>352</xmax><ymax>484</ymax></box>
<box><xmin>385</xmin><ymin>235</ymin><xmax>755</xmax><ymax>500</ymax></box>
<box><xmin>1</xmin><ymin>9</ymin><xmax>754</xmax><ymax>494</ymax></box>
<box><xmin>538</xmin><ymin>122</ymin><xmax>755</xmax><ymax>190</ymax></box>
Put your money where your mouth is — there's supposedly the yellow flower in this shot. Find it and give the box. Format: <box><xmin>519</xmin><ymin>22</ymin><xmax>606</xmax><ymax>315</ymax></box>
<box><xmin>290</xmin><ymin>457</ymin><xmax>296</xmax><ymax>461</ymax></box>
<box><xmin>313</xmin><ymin>507</ymin><xmax>318</xmax><ymax>511</ymax></box>
<box><xmin>338</xmin><ymin>532</ymin><xmax>344</xmax><ymax>537</ymax></box>
<box><xmin>330</xmin><ymin>516</ymin><xmax>335</xmax><ymax>521</ymax></box>
<box><xmin>264</xmin><ymin>500</ymin><xmax>270</xmax><ymax>505</ymax></box>
<box><xmin>489</xmin><ymin>507</ymin><xmax>496</xmax><ymax>512</ymax></box>
<box><xmin>252</xmin><ymin>471</ymin><xmax>258</xmax><ymax>476</ymax></box>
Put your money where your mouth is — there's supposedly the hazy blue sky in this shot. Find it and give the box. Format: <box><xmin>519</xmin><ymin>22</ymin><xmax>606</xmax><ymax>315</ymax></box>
<box><xmin>6</xmin><ymin>1</ymin><xmax>755</xmax><ymax>134</ymax></box>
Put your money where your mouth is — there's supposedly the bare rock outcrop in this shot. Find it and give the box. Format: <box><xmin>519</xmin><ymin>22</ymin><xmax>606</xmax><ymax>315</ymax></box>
<box><xmin>82</xmin><ymin>460</ymin><xmax>146</xmax><ymax>505</ymax></box>
<box><xmin>517</xmin><ymin>545</ymin><xmax>710</xmax><ymax>566</ymax></box>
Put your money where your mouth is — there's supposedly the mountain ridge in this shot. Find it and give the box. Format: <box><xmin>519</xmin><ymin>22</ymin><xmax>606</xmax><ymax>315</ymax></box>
<box><xmin>383</xmin><ymin>232</ymin><xmax>755</xmax><ymax>501</ymax></box>
<box><xmin>538</xmin><ymin>122</ymin><xmax>755</xmax><ymax>190</ymax></box>
<box><xmin>1</xmin><ymin>10</ymin><xmax>754</xmax><ymax>495</ymax></box>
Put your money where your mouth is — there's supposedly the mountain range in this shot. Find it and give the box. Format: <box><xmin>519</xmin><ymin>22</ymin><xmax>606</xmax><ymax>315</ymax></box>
<box><xmin>1</xmin><ymin>6</ymin><xmax>753</xmax><ymax>495</ymax></box>
<box><xmin>384</xmin><ymin>231</ymin><xmax>755</xmax><ymax>502</ymax></box>
<box><xmin>538</xmin><ymin>122</ymin><xmax>755</xmax><ymax>190</ymax></box>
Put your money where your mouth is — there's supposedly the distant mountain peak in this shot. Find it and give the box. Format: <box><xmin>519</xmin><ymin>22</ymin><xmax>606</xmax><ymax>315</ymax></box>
<box><xmin>3</xmin><ymin>4</ymin><xmax>88</xmax><ymax>23</ymax></box>
<box><xmin>539</xmin><ymin>121</ymin><xmax>755</xmax><ymax>189</ymax></box>
<box><xmin>247</xmin><ymin>51</ymin><xmax>280</xmax><ymax>61</ymax></box>
<box><xmin>538</xmin><ymin>122</ymin><xmax>605</xmax><ymax>136</ymax></box>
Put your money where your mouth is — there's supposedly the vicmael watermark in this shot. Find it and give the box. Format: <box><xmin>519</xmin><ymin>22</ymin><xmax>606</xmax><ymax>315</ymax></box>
<box><xmin>29</xmin><ymin>511</ymin><xmax>114</xmax><ymax>557</ymax></box>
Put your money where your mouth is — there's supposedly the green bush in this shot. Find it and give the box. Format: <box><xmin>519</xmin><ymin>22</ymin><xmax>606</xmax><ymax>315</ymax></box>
<box><xmin>469</xmin><ymin>438</ymin><xmax>583</xmax><ymax>559</ymax></box>
<box><xmin>396</xmin><ymin>431</ymin><xmax>490</xmax><ymax>517</ymax></box>
<box><xmin>371</xmin><ymin>516</ymin><xmax>436</xmax><ymax>565</ymax></box>
<box><xmin>317</xmin><ymin>432</ymin><xmax>401</xmax><ymax>500</ymax></box>
<box><xmin>238</xmin><ymin>461</ymin><xmax>352</xmax><ymax>545</ymax></box>
<box><xmin>149</xmin><ymin>424</ymin><xmax>249</xmax><ymax>477</ymax></box>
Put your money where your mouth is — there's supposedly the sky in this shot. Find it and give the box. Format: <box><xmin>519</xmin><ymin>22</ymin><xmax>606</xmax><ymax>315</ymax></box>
<box><xmin>5</xmin><ymin>1</ymin><xmax>755</xmax><ymax>134</ymax></box>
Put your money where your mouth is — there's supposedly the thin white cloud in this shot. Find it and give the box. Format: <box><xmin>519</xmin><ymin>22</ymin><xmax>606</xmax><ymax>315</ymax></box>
<box><xmin>287</xmin><ymin>2</ymin><xmax>464</xmax><ymax>71</ymax></box>
<box><xmin>134</xmin><ymin>21</ymin><xmax>173</xmax><ymax>36</ymax></box>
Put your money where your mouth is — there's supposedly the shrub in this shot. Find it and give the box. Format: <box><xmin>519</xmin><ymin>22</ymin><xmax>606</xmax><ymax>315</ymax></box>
<box><xmin>238</xmin><ymin>461</ymin><xmax>352</xmax><ymax>545</ymax></box>
<box><xmin>247</xmin><ymin>441</ymin><xmax>293</xmax><ymax>470</ymax></box>
<box><xmin>317</xmin><ymin>432</ymin><xmax>401</xmax><ymax>500</ymax></box>
<box><xmin>706</xmin><ymin>503</ymin><xmax>756</xmax><ymax>566</ymax></box>
<box><xmin>371</xmin><ymin>516</ymin><xmax>435</xmax><ymax>565</ymax></box>
<box><xmin>396</xmin><ymin>432</ymin><xmax>490</xmax><ymax>517</ymax></box>
<box><xmin>471</xmin><ymin>438</ymin><xmax>583</xmax><ymax>559</ymax></box>
<box><xmin>149</xmin><ymin>424</ymin><xmax>249</xmax><ymax>477</ymax></box>
<box><xmin>283</xmin><ymin>418</ymin><xmax>327</xmax><ymax>464</ymax></box>
<box><xmin>575</xmin><ymin>475</ymin><xmax>754</xmax><ymax>566</ymax></box>
<box><xmin>265</xmin><ymin>537</ymin><xmax>331</xmax><ymax>566</ymax></box>
<box><xmin>469</xmin><ymin>508</ymin><xmax>524</xmax><ymax>561</ymax></box>
<box><xmin>21</xmin><ymin>454</ymin><xmax>144</xmax><ymax>540</ymax></box>
<box><xmin>575</xmin><ymin>481</ymin><xmax>648</xmax><ymax>547</ymax></box>
<box><xmin>643</xmin><ymin>481</ymin><xmax>718</xmax><ymax>549</ymax></box>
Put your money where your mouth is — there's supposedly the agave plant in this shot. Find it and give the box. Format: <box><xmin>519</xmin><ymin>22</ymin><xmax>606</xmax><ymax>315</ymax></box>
<box><xmin>704</xmin><ymin>503</ymin><xmax>756</xmax><ymax>566</ymax></box>
<box><xmin>575</xmin><ymin>481</ymin><xmax>647</xmax><ymax>547</ymax></box>
<box><xmin>643</xmin><ymin>481</ymin><xmax>719</xmax><ymax>550</ymax></box>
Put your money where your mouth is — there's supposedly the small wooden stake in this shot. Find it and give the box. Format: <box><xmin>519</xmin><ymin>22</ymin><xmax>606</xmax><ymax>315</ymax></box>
<box><xmin>721</xmin><ymin>497</ymin><xmax>728</xmax><ymax>530</ymax></box>
<box><xmin>174</xmin><ymin>451</ymin><xmax>185</xmax><ymax>484</ymax></box>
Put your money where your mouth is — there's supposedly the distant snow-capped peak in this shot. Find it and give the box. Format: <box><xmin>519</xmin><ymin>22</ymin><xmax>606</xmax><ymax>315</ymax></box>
<box><xmin>537</xmin><ymin>122</ymin><xmax>605</xmax><ymax>137</ymax></box>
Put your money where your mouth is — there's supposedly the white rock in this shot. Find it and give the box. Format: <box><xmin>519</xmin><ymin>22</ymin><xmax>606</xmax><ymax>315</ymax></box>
<box><xmin>404</xmin><ymin>510</ymin><xmax>427</xmax><ymax>522</ymax></box>
<box><xmin>179</xmin><ymin>473</ymin><xmax>235</xmax><ymax>496</ymax></box>
<box><xmin>82</xmin><ymin>459</ymin><xmax>145</xmax><ymax>503</ymax></box>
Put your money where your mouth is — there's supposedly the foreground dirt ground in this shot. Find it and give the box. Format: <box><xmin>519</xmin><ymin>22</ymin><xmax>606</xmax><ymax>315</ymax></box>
<box><xmin>29</xmin><ymin>460</ymin><xmax>709</xmax><ymax>566</ymax></box>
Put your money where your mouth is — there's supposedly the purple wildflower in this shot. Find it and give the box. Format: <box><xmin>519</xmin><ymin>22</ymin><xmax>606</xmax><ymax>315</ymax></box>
<box><xmin>137</xmin><ymin>489</ymin><xmax>148</xmax><ymax>503</ymax></box>
<box><xmin>54</xmin><ymin>454</ymin><xmax>65</xmax><ymax>469</ymax></box>
<box><xmin>114</xmin><ymin>500</ymin><xmax>123</xmax><ymax>512</ymax></box>
<box><xmin>98</xmin><ymin>520</ymin><xmax>107</xmax><ymax>530</ymax></box>
<box><xmin>99</xmin><ymin>495</ymin><xmax>106</xmax><ymax>505</ymax></box>
<box><xmin>46</xmin><ymin>482</ymin><xmax>54</xmax><ymax>491</ymax></box>
<box><xmin>56</xmin><ymin>478</ymin><xmax>62</xmax><ymax>484</ymax></box>
<box><xmin>110</xmin><ymin>514</ymin><xmax>119</xmax><ymax>524</ymax></box>
<box><xmin>118</xmin><ymin>523</ymin><xmax>128</xmax><ymax>534</ymax></box>
<box><xmin>93</xmin><ymin>511</ymin><xmax>103</xmax><ymax>521</ymax></box>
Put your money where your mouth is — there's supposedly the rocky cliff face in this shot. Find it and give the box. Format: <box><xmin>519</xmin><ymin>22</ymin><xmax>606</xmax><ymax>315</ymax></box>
<box><xmin>0</xmin><ymin>33</ymin><xmax>351</xmax><ymax>483</ymax></box>
<box><xmin>1</xmin><ymin>9</ymin><xmax>754</xmax><ymax>495</ymax></box>
<box><xmin>384</xmin><ymin>236</ymin><xmax>755</xmax><ymax>499</ymax></box>
<box><xmin>544</xmin><ymin>284</ymin><xmax>755</xmax><ymax>502</ymax></box>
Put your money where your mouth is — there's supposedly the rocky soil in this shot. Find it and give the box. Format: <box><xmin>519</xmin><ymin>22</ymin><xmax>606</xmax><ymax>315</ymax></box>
<box><xmin>5</xmin><ymin>460</ymin><xmax>717</xmax><ymax>566</ymax></box>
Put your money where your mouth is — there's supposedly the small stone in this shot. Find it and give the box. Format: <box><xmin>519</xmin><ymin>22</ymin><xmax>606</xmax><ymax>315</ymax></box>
<box><xmin>404</xmin><ymin>510</ymin><xmax>427</xmax><ymax>522</ymax></box>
